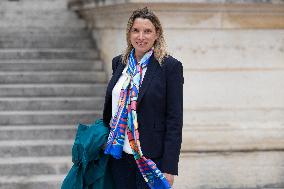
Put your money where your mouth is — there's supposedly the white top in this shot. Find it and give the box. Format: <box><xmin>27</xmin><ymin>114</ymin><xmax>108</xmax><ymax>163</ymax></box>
<box><xmin>111</xmin><ymin>63</ymin><xmax>147</xmax><ymax>154</ymax></box>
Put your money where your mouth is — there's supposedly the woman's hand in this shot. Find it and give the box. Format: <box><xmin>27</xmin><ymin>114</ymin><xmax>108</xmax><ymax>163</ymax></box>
<box><xmin>163</xmin><ymin>173</ymin><xmax>174</xmax><ymax>186</ymax></box>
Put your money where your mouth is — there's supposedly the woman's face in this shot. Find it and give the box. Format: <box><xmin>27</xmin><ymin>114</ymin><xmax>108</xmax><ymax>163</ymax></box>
<box><xmin>130</xmin><ymin>18</ymin><xmax>158</xmax><ymax>57</ymax></box>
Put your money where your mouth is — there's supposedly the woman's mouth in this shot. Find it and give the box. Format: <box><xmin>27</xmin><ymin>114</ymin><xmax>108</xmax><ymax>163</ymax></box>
<box><xmin>136</xmin><ymin>42</ymin><xmax>146</xmax><ymax>47</ymax></box>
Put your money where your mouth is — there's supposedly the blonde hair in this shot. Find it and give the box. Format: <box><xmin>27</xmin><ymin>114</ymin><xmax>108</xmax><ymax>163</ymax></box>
<box><xmin>122</xmin><ymin>7</ymin><xmax>168</xmax><ymax>65</ymax></box>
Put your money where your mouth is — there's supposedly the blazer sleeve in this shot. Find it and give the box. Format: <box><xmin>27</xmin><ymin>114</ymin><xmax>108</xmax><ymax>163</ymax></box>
<box><xmin>161</xmin><ymin>58</ymin><xmax>184</xmax><ymax>175</ymax></box>
<box><xmin>111</xmin><ymin>55</ymin><xmax>121</xmax><ymax>75</ymax></box>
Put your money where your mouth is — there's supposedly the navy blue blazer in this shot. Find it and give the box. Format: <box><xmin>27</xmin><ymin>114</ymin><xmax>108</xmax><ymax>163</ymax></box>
<box><xmin>103</xmin><ymin>54</ymin><xmax>183</xmax><ymax>175</ymax></box>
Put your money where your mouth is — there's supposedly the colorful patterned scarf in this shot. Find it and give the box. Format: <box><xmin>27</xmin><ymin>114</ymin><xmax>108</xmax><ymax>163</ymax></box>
<box><xmin>104</xmin><ymin>49</ymin><xmax>171</xmax><ymax>189</ymax></box>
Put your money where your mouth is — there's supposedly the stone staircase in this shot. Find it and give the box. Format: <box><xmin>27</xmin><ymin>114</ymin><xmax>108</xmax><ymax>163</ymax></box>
<box><xmin>0</xmin><ymin>0</ymin><xmax>106</xmax><ymax>188</ymax></box>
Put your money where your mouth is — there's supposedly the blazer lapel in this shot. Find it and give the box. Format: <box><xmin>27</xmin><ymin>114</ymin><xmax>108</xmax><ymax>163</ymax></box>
<box><xmin>137</xmin><ymin>55</ymin><xmax>160</xmax><ymax>105</ymax></box>
<box><xmin>106</xmin><ymin>55</ymin><xmax>159</xmax><ymax>107</ymax></box>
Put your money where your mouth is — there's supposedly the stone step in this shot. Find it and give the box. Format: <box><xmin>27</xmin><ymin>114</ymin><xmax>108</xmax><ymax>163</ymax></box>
<box><xmin>0</xmin><ymin>125</ymin><xmax>76</xmax><ymax>141</ymax></box>
<box><xmin>0</xmin><ymin>97</ymin><xmax>105</xmax><ymax>111</ymax></box>
<box><xmin>1</xmin><ymin>10</ymin><xmax>79</xmax><ymax>20</ymax></box>
<box><xmin>1</xmin><ymin>17</ymin><xmax>80</xmax><ymax>27</ymax></box>
<box><xmin>0</xmin><ymin>140</ymin><xmax>72</xmax><ymax>157</ymax></box>
<box><xmin>0</xmin><ymin>0</ymin><xmax>108</xmax><ymax>188</ymax></box>
<box><xmin>0</xmin><ymin>110</ymin><xmax>102</xmax><ymax>125</ymax></box>
<box><xmin>0</xmin><ymin>49</ymin><xmax>98</xmax><ymax>59</ymax></box>
<box><xmin>0</xmin><ymin>11</ymin><xmax>85</xmax><ymax>27</ymax></box>
<box><xmin>0</xmin><ymin>156</ymin><xmax>72</xmax><ymax>176</ymax></box>
<box><xmin>0</xmin><ymin>36</ymin><xmax>95</xmax><ymax>48</ymax></box>
<box><xmin>1</xmin><ymin>0</ymin><xmax>70</xmax><ymax>11</ymax></box>
<box><xmin>0</xmin><ymin>25</ymin><xmax>89</xmax><ymax>37</ymax></box>
<box><xmin>0</xmin><ymin>28</ymin><xmax>91</xmax><ymax>38</ymax></box>
<box><xmin>0</xmin><ymin>71</ymin><xmax>107</xmax><ymax>84</ymax></box>
<box><xmin>0</xmin><ymin>175</ymin><xmax>63</xmax><ymax>189</ymax></box>
<box><xmin>0</xmin><ymin>59</ymin><xmax>103</xmax><ymax>71</ymax></box>
<box><xmin>0</xmin><ymin>20</ymin><xmax>85</xmax><ymax>28</ymax></box>
<box><xmin>0</xmin><ymin>84</ymin><xmax>107</xmax><ymax>97</ymax></box>
<box><xmin>0</xmin><ymin>9</ymin><xmax>85</xmax><ymax>27</ymax></box>
<box><xmin>1</xmin><ymin>25</ymin><xmax>88</xmax><ymax>30</ymax></box>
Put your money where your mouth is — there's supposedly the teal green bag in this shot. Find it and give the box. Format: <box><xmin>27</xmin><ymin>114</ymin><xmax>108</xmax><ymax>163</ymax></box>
<box><xmin>61</xmin><ymin>119</ymin><xmax>115</xmax><ymax>189</ymax></box>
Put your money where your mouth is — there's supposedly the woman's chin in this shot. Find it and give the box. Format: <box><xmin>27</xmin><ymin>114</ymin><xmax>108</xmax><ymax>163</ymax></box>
<box><xmin>134</xmin><ymin>47</ymin><xmax>151</xmax><ymax>54</ymax></box>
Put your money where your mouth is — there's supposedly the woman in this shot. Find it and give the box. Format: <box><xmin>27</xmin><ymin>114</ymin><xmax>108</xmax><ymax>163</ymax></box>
<box><xmin>103</xmin><ymin>7</ymin><xmax>183</xmax><ymax>189</ymax></box>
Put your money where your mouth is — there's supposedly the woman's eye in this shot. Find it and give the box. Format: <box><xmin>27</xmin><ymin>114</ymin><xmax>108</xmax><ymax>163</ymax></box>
<box><xmin>145</xmin><ymin>30</ymin><xmax>152</xmax><ymax>33</ymax></box>
<box><xmin>132</xmin><ymin>29</ymin><xmax>139</xmax><ymax>33</ymax></box>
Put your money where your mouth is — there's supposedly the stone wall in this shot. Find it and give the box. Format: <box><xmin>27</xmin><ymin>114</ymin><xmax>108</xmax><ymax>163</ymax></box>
<box><xmin>68</xmin><ymin>1</ymin><xmax>284</xmax><ymax>188</ymax></box>
<box><xmin>69</xmin><ymin>0</ymin><xmax>284</xmax><ymax>151</ymax></box>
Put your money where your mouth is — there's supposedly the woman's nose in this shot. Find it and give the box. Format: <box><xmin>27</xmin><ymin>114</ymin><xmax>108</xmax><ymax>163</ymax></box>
<box><xmin>138</xmin><ymin>32</ymin><xmax>144</xmax><ymax>39</ymax></box>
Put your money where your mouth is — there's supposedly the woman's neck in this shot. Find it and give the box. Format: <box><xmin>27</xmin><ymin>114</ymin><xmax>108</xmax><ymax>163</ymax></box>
<box><xmin>135</xmin><ymin>53</ymin><xmax>144</xmax><ymax>63</ymax></box>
